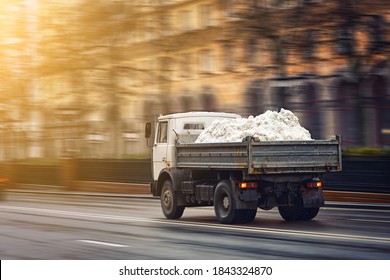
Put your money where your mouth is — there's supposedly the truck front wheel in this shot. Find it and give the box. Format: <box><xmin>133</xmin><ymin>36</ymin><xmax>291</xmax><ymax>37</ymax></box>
<box><xmin>161</xmin><ymin>180</ymin><xmax>184</xmax><ymax>219</ymax></box>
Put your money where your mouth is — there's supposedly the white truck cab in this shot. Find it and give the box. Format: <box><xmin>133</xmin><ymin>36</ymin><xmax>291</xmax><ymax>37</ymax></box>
<box><xmin>148</xmin><ymin>112</ymin><xmax>240</xmax><ymax>180</ymax></box>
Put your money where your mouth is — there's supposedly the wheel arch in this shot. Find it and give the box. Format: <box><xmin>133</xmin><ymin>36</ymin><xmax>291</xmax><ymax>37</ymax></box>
<box><xmin>156</xmin><ymin>168</ymin><xmax>190</xmax><ymax>197</ymax></box>
<box><xmin>156</xmin><ymin>170</ymin><xmax>172</xmax><ymax>196</ymax></box>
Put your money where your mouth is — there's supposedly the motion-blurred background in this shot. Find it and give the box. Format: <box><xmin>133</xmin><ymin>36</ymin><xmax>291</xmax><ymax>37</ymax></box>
<box><xmin>0</xmin><ymin>0</ymin><xmax>389</xmax><ymax>160</ymax></box>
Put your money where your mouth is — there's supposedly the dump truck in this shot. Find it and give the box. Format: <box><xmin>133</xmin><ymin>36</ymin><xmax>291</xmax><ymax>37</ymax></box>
<box><xmin>145</xmin><ymin>111</ymin><xmax>342</xmax><ymax>224</ymax></box>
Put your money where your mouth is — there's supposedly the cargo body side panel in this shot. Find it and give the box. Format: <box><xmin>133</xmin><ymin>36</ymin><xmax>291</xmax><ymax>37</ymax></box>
<box><xmin>176</xmin><ymin>142</ymin><xmax>248</xmax><ymax>170</ymax></box>
<box><xmin>249</xmin><ymin>139</ymin><xmax>341</xmax><ymax>174</ymax></box>
<box><xmin>176</xmin><ymin>139</ymin><xmax>341</xmax><ymax>175</ymax></box>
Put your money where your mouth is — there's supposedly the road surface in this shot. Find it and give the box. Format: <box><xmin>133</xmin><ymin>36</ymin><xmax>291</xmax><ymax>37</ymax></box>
<box><xmin>0</xmin><ymin>191</ymin><xmax>389</xmax><ymax>259</ymax></box>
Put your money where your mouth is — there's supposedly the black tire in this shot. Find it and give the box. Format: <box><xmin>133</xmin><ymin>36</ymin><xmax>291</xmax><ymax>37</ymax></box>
<box><xmin>278</xmin><ymin>198</ymin><xmax>320</xmax><ymax>221</ymax></box>
<box><xmin>278</xmin><ymin>205</ymin><xmax>301</xmax><ymax>221</ymax></box>
<box><xmin>278</xmin><ymin>198</ymin><xmax>304</xmax><ymax>221</ymax></box>
<box><xmin>214</xmin><ymin>180</ymin><xmax>237</xmax><ymax>224</ymax></box>
<box><xmin>301</xmin><ymin>207</ymin><xmax>320</xmax><ymax>220</ymax></box>
<box><xmin>160</xmin><ymin>180</ymin><xmax>184</xmax><ymax>219</ymax></box>
<box><xmin>235</xmin><ymin>209</ymin><xmax>257</xmax><ymax>224</ymax></box>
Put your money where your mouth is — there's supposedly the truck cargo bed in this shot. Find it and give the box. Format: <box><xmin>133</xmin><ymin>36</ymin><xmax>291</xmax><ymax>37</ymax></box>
<box><xmin>176</xmin><ymin>137</ymin><xmax>342</xmax><ymax>174</ymax></box>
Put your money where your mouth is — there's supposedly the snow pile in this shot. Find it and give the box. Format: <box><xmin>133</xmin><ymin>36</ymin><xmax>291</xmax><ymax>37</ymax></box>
<box><xmin>195</xmin><ymin>109</ymin><xmax>312</xmax><ymax>143</ymax></box>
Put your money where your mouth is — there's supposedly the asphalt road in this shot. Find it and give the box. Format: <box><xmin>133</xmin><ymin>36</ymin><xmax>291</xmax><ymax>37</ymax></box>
<box><xmin>0</xmin><ymin>191</ymin><xmax>389</xmax><ymax>259</ymax></box>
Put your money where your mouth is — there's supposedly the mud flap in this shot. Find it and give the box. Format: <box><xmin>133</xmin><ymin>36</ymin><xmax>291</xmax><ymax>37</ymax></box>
<box><xmin>235</xmin><ymin>189</ymin><xmax>258</xmax><ymax>209</ymax></box>
<box><xmin>302</xmin><ymin>188</ymin><xmax>324</xmax><ymax>208</ymax></box>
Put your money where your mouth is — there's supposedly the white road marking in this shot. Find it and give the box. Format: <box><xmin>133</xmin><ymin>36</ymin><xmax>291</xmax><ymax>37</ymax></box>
<box><xmin>1</xmin><ymin>205</ymin><xmax>389</xmax><ymax>244</ymax></box>
<box><xmin>350</xmin><ymin>218</ymin><xmax>390</xmax><ymax>224</ymax></box>
<box><xmin>77</xmin><ymin>239</ymin><xmax>130</xmax><ymax>248</ymax></box>
<box><xmin>324</xmin><ymin>207</ymin><xmax>390</xmax><ymax>213</ymax></box>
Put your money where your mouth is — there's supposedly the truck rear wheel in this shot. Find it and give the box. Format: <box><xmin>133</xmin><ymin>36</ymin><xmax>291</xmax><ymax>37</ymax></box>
<box><xmin>214</xmin><ymin>181</ymin><xmax>237</xmax><ymax>224</ymax></box>
<box><xmin>214</xmin><ymin>180</ymin><xmax>256</xmax><ymax>224</ymax></box>
<box><xmin>278</xmin><ymin>197</ymin><xmax>305</xmax><ymax>221</ymax></box>
<box><xmin>235</xmin><ymin>209</ymin><xmax>257</xmax><ymax>224</ymax></box>
<box><xmin>278</xmin><ymin>200</ymin><xmax>320</xmax><ymax>221</ymax></box>
<box><xmin>301</xmin><ymin>207</ymin><xmax>320</xmax><ymax>220</ymax></box>
<box><xmin>161</xmin><ymin>180</ymin><xmax>184</xmax><ymax>219</ymax></box>
<box><xmin>278</xmin><ymin>204</ymin><xmax>302</xmax><ymax>221</ymax></box>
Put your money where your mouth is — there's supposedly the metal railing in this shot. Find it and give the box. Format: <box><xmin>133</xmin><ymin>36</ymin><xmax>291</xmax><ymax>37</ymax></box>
<box><xmin>0</xmin><ymin>155</ymin><xmax>389</xmax><ymax>194</ymax></box>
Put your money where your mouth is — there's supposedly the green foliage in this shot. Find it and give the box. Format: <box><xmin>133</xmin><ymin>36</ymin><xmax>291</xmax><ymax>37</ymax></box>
<box><xmin>12</xmin><ymin>158</ymin><xmax>61</xmax><ymax>165</ymax></box>
<box><xmin>343</xmin><ymin>147</ymin><xmax>390</xmax><ymax>155</ymax></box>
<box><xmin>117</xmin><ymin>153</ymin><xmax>151</xmax><ymax>159</ymax></box>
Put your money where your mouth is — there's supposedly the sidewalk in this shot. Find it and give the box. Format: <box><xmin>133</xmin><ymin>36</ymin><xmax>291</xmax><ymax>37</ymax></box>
<box><xmin>9</xmin><ymin>181</ymin><xmax>151</xmax><ymax>195</ymax></box>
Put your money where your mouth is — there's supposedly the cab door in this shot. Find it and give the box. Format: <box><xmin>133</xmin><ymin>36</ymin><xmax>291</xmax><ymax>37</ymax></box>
<box><xmin>152</xmin><ymin>120</ymin><xmax>168</xmax><ymax>180</ymax></box>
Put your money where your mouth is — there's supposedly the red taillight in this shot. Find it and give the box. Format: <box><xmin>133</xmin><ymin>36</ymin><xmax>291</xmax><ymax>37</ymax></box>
<box><xmin>239</xmin><ymin>182</ymin><xmax>258</xmax><ymax>189</ymax></box>
<box><xmin>307</xmin><ymin>181</ymin><xmax>323</xmax><ymax>188</ymax></box>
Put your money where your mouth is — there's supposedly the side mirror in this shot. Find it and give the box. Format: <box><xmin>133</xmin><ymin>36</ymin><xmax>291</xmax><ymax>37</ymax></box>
<box><xmin>145</xmin><ymin>122</ymin><xmax>152</xmax><ymax>138</ymax></box>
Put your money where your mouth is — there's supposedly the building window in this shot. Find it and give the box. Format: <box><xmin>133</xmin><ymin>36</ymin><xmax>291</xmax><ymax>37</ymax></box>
<box><xmin>372</xmin><ymin>74</ymin><xmax>390</xmax><ymax>147</ymax></box>
<box><xmin>181</xmin><ymin>95</ymin><xmax>194</xmax><ymax>112</ymax></box>
<box><xmin>335</xmin><ymin>80</ymin><xmax>360</xmax><ymax>146</ymax></box>
<box><xmin>245</xmin><ymin>79</ymin><xmax>264</xmax><ymax>116</ymax></box>
<box><xmin>335</xmin><ymin>26</ymin><xmax>354</xmax><ymax>56</ymax></box>
<box><xmin>201</xmin><ymin>92</ymin><xmax>217</xmax><ymax>111</ymax></box>
<box><xmin>199</xmin><ymin>4</ymin><xmax>213</xmax><ymax>28</ymax></box>
<box><xmin>159</xmin><ymin>56</ymin><xmax>172</xmax><ymax>80</ymax></box>
<box><xmin>180</xmin><ymin>10</ymin><xmax>194</xmax><ymax>32</ymax></box>
<box><xmin>245</xmin><ymin>38</ymin><xmax>257</xmax><ymax>66</ymax></box>
<box><xmin>368</xmin><ymin>15</ymin><xmax>388</xmax><ymax>53</ymax></box>
<box><xmin>301</xmin><ymin>29</ymin><xmax>316</xmax><ymax>61</ymax></box>
<box><xmin>199</xmin><ymin>50</ymin><xmax>214</xmax><ymax>73</ymax></box>
<box><xmin>180</xmin><ymin>53</ymin><xmax>192</xmax><ymax>78</ymax></box>
<box><xmin>158</xmin><ymin>0</ymin><xmax>172</xmax><ymax>5</ymax></box>
<box><xmin>160</xmin><ymin>14</ymin><xmax>172</xmax><ymax>36</ymax></box>
<box><xmin>145</xmin><ymin>17</ymin><xmax>156</xmax><ymax>40</ymax></box>
<box><xmin>222</xmin><ymin>0</ymin><xmax>234</xmax><ymax>17</ymax></box>
<box><xmin>223</xmin><ymin>44</ymin><xmax>235</xmax><ymax>70</ymax></box>
<box><xmin>140</xmin><ymin>59</ymin><xmax>155</xmax><ymax>76</ymax></box>
<box><xmin>302</xmin><ymin>83</ymin><xmax>323</xmax><ymax>140</ymax></box>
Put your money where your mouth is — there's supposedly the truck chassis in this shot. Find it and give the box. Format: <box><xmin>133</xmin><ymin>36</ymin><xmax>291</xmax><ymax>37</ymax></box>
<box><xmin>151</xmin><ymin>136</ymin><xmax>342</xmax><ymax>224</ymax></box>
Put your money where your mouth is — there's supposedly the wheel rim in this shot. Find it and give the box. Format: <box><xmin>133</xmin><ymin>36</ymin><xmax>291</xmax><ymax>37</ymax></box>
<box><xmin>222</xmin><ymin>196</ymin><xmax>230</xmax><ymax>210</ymax></box>
<box><xmin>218</xmin><ymin>193</ymin><xmax>230</xmax><ymax>217</ymax></box>
<box><xmin>162</xmin><ymin>189</ymin><xmax>172</xmax><ymax>212</ymax></box>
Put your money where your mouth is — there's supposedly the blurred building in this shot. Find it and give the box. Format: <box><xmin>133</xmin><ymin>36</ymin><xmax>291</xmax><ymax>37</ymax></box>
<box><xmin>130</xmin><ymin>0</ymin><xmax>390</xmax><ymax>149</ymax></box>
<box><xmin>0</xmin><ymin>0</ymin><xmax>41</xmax><ymax>160</ymax></box>
<box><xmin>1</xmin><ymin>0</ymin><xmax>390</xmax><ymax>160</ymax></box>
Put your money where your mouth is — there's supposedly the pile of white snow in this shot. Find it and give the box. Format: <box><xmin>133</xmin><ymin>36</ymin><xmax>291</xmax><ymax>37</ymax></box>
<box><xmin>195</xmin><ymin>109</ymin><xmax>312</xmax><ymax>143</ymax></box>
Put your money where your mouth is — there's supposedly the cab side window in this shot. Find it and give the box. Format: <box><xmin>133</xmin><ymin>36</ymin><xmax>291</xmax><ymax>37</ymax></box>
<box><xmin>157</xmin><ymin>122</ymin><xmax>168</xmax><ymax>143</ymax></box>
